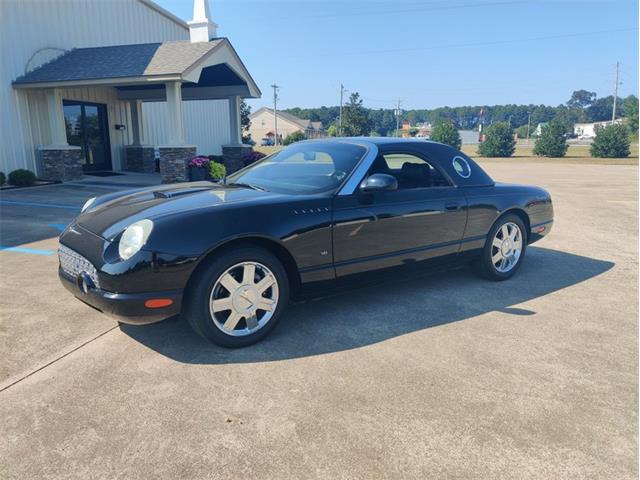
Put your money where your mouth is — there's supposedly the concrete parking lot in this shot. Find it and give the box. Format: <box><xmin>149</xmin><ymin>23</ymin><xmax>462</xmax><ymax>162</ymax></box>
<box><xmin>0</xmin><ymin>163</ymin><xmax>637</xmax><ymax>479</ymax></box>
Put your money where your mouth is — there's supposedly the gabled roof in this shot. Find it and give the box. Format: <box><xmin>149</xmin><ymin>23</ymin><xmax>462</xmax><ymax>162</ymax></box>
<box><xmin>250</xmin><ymin>107</ymin><xmax>323</xmax><ymax>130</ymax></box>
<box><xmin>12</xmin><ymin>38</ymin><xmax>261</xmax><ymax>98</ymax></box>
<box><xmin>13</xmin><ymin>41</ymin><xmax>222</xmax><ymax>84</ymax></box>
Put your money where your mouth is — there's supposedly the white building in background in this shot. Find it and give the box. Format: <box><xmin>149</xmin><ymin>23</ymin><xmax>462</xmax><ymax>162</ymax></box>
<box><xmin>574</xmin><ymin>119</ymin><xmax>623</xmax><ymax>139</ymax></box>
<box><xmin>1</xmin><ymin>0</ymin><xmax>260</xmax><ymax>181</ymax></box>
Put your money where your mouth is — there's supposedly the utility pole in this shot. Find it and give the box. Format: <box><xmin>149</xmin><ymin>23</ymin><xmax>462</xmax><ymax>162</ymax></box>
<box><xmin>394</xmin><ymin>99</ymin><xmax>402</xmax><ymax>137</ymax></box>
<box><xmin>271</xmin><ymin>84</ymin><xmax>279</xmax><ymax>145</ymax></box>
<box><xmin>526</xmin><ymin>111</ymin><xmax>531</xmax><ymax>146</ymax></box>
<box><xmin>338</xmin><ymin>84</ymin><xmax>346</xmax><ymax>136</ymax></box>
<box><xmin>612</xmin><ymin>61</ymin><xmax>619</xmax><ymax>122</ymax></box>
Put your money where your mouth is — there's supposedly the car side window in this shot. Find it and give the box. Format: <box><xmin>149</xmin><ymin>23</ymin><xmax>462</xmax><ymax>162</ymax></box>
<box><xmin>368</xmin><ymin>153</ymin><xmax>450</xmax><ymax>189</ymax></box>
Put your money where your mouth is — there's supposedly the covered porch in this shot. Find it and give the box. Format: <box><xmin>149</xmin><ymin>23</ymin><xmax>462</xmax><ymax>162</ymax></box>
<box><xmin>12</xmin><ymin>38</ymin><xmax>260</xmax><ymax>183</ymax></box>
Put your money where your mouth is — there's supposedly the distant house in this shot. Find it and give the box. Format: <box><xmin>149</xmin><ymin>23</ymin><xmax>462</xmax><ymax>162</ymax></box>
<box><xmin>574</xmin><ymin>119</ymin><xmax>623</xmax><ymax>138</ymax></box>
<box><xmin>415</xmin><ymin>122</ymin><xmax>432</xmax><ymax>138</ymax></box>
<box><xmin>249</xmin><ymin>107</ymin><xmax>326</xmax><ymax>143</ymax></box>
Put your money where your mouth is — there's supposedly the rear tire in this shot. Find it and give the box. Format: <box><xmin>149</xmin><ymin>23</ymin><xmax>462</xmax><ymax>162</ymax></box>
<box><xmin>478</xmin><ymin>214</ymin><xmax>527</xmax><ymax>281</ymax></box>
<box><xmin>183</xmin><ymin>246</ymin><xmax>290</xmax><ymax>348</ymax></box>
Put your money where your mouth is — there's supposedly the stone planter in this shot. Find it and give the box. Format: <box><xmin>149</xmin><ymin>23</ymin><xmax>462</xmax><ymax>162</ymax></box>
<box><xmin>188</xmin><ymin>166</ymin><xmax>209</xmax><ymax>181</ymax></box>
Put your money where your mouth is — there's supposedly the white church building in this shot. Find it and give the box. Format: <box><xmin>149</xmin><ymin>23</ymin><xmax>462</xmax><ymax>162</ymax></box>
<box><xmin>0</xmin><ymin>0</ymin><xmax>260</xmax><ymax>182</ymax></box>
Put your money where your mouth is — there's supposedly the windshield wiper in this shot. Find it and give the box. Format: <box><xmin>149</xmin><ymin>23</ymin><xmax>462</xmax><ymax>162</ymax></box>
<box><xmin>228</xmin><ymin>181</ymin><xmax>267</xmax><ymax>191</ymax></box>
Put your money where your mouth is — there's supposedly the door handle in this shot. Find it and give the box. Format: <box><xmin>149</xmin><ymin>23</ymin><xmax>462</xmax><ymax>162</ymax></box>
<box><xmin>445</xmin><ymin>202</ymin><xmax>460</xmax><ymax>211</ymax></box>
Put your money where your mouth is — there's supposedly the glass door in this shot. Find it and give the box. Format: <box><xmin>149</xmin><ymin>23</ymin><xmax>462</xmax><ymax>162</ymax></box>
<box><xmin>63</xmin><ymin>101</ymin><xmax>112</xmax><ymax>171</ymax></box>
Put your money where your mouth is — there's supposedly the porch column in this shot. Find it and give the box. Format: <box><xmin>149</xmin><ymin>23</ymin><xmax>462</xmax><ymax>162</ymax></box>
<box><xmin>39</xmin><ymin>88</ymin><xmax>83</xmax><ymax>182</ymax></box>
<box><xmin>222</xmin><ymin>95</ymin><xmax>251</xmax><ymax>174</ymax></box>
<box><xmin>129</xmin><ymin>99</ymin><xmax>145</xmax><ymax>145</ymax></box>
<box><xmin>124</xmin><ymin>99</ymin><xmax>155</xmax><ymax>173</ymax></box>
<box><xmin>165</xmin><ymin>81</ymin><xmax>185</xmax><ymax>145</ymax></box>
<box><xmin>158</xmin><ymin>81</ymin><xmax>195</xmax><ymax>183</ymax></box>
<box><xmin>45</xmin><ymin>88</ymin><xmax>68</xmax><ymax>146</ymax></box>
<box><xmin>228</xmin><ymin>95</ymin><xmax>242</xmax><ymax>145</ymax></box>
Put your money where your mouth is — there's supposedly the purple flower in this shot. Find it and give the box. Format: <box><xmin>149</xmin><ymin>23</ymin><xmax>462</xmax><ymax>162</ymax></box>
<box><xmin>189</xmin><ymin>156</ymin><xmax>210</xmax><ymax>168</ymax></box>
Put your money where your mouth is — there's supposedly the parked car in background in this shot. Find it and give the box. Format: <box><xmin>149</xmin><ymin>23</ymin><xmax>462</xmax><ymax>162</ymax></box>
<box><xmin>260</xmin><ymin>137</ymin><xmax>274</xmax><ymax>146</ymax></box>
<box><xmin>58</xmin><ymin>139</ymin><xmax>553</xmax><ymax>347</ymax></box>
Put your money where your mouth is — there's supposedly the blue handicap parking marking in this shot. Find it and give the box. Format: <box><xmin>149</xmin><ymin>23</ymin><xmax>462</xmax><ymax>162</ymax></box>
<box><xmin>0</xmin><ymin>246</ymin><xmax>56</xmax><ymax>255</ymax></box>
<box><xmin>48</xmin><ymin>223</ymin><xmax>68</xmax><ymax>232</ymax></box>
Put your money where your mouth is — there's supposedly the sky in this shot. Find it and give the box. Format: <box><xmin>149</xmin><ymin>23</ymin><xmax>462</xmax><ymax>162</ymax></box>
<box><xmin>155</xmin><ymin>0</ymin><xmax>639</xmax><ymax>111</ymax></box>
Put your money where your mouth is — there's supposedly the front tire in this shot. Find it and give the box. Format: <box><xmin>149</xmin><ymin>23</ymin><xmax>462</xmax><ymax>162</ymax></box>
<box><xmin>184</xmin><ymin>246</ymin><xmax>290</xmax><ymax>347</ymax></box>
<box><xmin>479</xmin><ymin>214</ymin><xmax>527</xmax><ymax>281</ymax></box>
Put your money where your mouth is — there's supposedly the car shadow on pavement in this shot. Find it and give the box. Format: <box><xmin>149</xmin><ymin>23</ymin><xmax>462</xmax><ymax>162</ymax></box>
<box><xmin>120</xmin><ymin>247</ymin><xmax>614</xmax><ymax>364</ymax></box>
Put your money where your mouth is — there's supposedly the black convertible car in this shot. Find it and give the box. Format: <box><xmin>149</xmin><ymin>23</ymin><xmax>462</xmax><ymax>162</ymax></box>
<box><xmin>59</xmin><ymin>138</ymin><xmax>553</xmax><ymax>347</ymax></box>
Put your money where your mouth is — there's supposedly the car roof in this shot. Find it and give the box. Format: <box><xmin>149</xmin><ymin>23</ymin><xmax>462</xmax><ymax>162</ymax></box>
<box><xmin>298</xmin><ymin>137</ymin><xmax>494</xmax><ymax>188</ymax></box>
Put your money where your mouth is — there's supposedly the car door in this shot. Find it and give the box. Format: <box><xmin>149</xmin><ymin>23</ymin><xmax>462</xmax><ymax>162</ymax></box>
<box><xmin>332</xmin><ymin>150</ymin><xmax>468</xmax><ymax>277</ymax></box>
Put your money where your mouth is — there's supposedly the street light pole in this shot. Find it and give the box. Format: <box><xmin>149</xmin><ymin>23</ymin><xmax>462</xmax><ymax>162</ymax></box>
<box><xmin>526</xmin><ymin>111</ymin><xmax>531</xmax><ymax>146</ymax></box>
<box><xmin>270</xmin><ymin>84</ymin><xmax>279</xmax><ymax>145</ymax></box>
<box><xmin>395</xmin><ymin>99</ymin><xmax>401</xmax><ymax>137</ymax></box>
<box><xmin>612</xmin><ymin>61</ymin><xmax>619</xmax><ymax>122</ymax></box>
<box><xmin>338</xmin><ymin>84</ymin><xmax>346</xmax><ymax>136</ymax></box>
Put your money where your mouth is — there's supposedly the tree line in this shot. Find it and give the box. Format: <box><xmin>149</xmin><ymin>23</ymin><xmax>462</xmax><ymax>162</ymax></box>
<box><xmin>284</xmin><ymin>90</ymin><xmax>639</xmax><ymax>137</ymax></box>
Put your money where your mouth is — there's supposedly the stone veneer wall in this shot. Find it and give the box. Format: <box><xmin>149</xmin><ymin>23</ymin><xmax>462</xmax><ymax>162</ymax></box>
<box><xmin>39</xmin><ymin>147</ymin><xmax>83</xmax><ymax>182</ymax></box>
<box><xmin>124</xmin><ymin>146</ymin><xmax>156</xmax><ymax>173</ymax></box>
<box><xmin>158</xmin><ymin>146</ymin><xmax>196</xmax><ymax>183</ymax></box>
<box><xmin>222</xmin><ymin>145</ymin><xmax>253</xmax><ymax>174</ymax></box>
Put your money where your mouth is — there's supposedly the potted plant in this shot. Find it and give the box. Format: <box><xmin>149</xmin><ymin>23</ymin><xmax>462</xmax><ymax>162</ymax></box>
<box><xmin>209</xmin><ymin>161</ymin><xmax>226</xmax><ymax>182</ymax></box>
<box><xmin>188</xmin><ymin>156</ymin><xmax>210</xmax><ymax>181</ymax></box>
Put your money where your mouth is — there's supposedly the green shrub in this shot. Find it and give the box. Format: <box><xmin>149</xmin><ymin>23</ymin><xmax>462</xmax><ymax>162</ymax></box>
<box><xmin>477</xmin><ymin>122</ymin><xmax>516</xmax><ymax>157</ymax></box>
<box><xmin>283</xmin><ymin>131</ymin><xmax>306</xmax><ymax>145</ymax></box>
<box><xmin>209</xmin><ymin>161</ymin><xmax>226</xmax><ymax>180</ymax></box>
<box><xmin>0</xmin><ymin>171</ymin><xmax>5</xmax><ymax>186</ymax></box>
<box><xmin>590</xmin><ymin>123</ymin><xmax>630</xmax><ymax>158</ymax></box>
<box><xmin>533</xmin><ymin>121</ymin><xmax>568</xmax><ymax>157</ymax></box>
<box><xmin>8</xmin><ymin>169</ymin><xmax>37</xmax><ymax>186</ymax></box>
<box><xmin>430</xmin><ymin>122</ymin><xmax>461</xmax><ymax>150</ymax></box>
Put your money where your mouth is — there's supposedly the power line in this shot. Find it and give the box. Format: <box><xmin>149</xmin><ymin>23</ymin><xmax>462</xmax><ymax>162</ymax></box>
<box><xmin>283</xmin><ymin>0</ymin><xmax>526</xmax><ymax>19</ymax></box>
<box><xmin>291</xmin><ymin>27</ymin><xmax>637</xmax><ymax>59</ymax></box>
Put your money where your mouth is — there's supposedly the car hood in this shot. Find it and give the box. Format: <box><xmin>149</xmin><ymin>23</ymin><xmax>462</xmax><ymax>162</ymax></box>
<box><xmin>77</xmin><ymin>182</ymin><xmax>283</xmax><ymax>240</ymax></box>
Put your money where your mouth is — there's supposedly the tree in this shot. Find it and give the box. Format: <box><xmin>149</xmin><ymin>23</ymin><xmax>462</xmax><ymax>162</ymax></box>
<box><xmin>327</xmin><ymin>125</ymin><xmax>338</xmax><ymax>137</ymax></box>
<box><xmin>240</xmin><ymin>100</ymin><xmax>251</xmax><ymax>143</ymax></box>
<box><xmin>533</xmin><ymin>121</ymin><xmax>568</xmax><ymax>157</ymax></box>
<box><xmin>240</xmin><ymin>100</ymin><xmax>251</xmax><ymax>133</ymax></box>
<box><xmin>590</xmin><ymin>123</ymin><xmax>630</xmax><ymax>158</ymax></box>
<box><xmin>341</xmin><ymin>92</ymin><xmax>371</xmax><ymax>136</ymax></box>
<box><xmin>283</xmin><ymin>130</ymin><xmax>306</xmax><ymax>145</ymax></box>
<box><xmin>477</xmin><ymin>122</ymin><xmax>515</xmax><ymax>157</ymax></box>
<box><xmin>430</xmin><ymin>122</ymin><xmax>462</xmax><ymax>150</ymax></box>
<box><xmin>623</xmin><ymin>95</ymin><xmax>639</xmax><ymax>136</ymax></box>
<box><xmin>567</xmin><ymin>90</ymin><xmax>596</xmax><ymax>109</ymax></box>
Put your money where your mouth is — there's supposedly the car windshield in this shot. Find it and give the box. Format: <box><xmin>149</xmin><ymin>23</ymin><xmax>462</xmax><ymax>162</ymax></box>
<box><xmin>226</xmin><ymin>142</ymin><xmax>367</xmax><ymax>194</ymax></box>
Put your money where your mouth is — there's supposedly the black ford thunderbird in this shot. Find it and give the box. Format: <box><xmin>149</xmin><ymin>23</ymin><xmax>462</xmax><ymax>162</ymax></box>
<box><xmin>59</xmin><ymin>138</ymin><xmax>553</xmax><ymax>347</ymax></box>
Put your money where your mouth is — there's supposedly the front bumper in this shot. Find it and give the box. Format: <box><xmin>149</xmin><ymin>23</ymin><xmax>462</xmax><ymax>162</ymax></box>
<box><xmin>59</xmin><ymin>268</ymin><xmax>183</xmax><ymax>324</ymax></box>
<box><xmin>529</xmin><ymin>220</ymin><xmax>553</xmax><ymax>244</ymax></box>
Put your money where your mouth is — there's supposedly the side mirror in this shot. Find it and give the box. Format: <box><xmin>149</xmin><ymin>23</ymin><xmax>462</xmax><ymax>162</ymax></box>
<box><xmin>359</xmin><ymin>173</ymin><xmax>398</xmax><ymax>192</ymax></box>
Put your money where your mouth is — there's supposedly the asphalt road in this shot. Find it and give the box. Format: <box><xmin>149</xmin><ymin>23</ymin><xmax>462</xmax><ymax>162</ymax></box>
<box><xmin>0</xmin><ymin>163</ymin><xmax>637</xmax><ymax>479</ymax></box>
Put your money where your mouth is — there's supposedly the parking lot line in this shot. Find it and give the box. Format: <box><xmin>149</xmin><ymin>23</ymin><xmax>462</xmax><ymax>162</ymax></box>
<box><xmin>0</xmin><ymin>200</ymin><xmax>79</xmax><ymax>210</ymax></box>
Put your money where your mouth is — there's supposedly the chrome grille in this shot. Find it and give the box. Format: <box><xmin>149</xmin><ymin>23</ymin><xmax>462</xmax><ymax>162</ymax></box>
<box><xmin>58</xmin><ymin>245</ymin><xmax>100</xmax><ymax>289</ymax></box>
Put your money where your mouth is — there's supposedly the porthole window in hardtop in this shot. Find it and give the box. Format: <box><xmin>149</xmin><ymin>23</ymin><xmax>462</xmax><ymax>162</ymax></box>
<box><xmin>452</xmin><ymin>155</ymin><xmax>471</xmax><ymax>179</ymax></box>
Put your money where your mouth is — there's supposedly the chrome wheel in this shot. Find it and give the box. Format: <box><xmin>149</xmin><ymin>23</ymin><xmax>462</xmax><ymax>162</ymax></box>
<box><xmin>209</xmin><ymin>261</ymin><xmax>279</xmax><ymax>337</ymax></box>
<box><xmin>491</xmin><ymin>222</ymin><xmax>523</xmax><ymax>273</ymax></box>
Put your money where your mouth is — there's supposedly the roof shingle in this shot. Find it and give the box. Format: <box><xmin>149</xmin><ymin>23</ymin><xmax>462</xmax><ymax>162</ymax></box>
<box><xmin>13</xmin><ymin>40</ymin><xmax>223</xmax><ymax>85</ymax></box>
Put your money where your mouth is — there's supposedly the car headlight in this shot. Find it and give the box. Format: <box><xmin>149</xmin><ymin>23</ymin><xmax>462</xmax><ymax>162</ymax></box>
<box><xmin>118</xmin><ymin>219</ymin><xmax>154</xmax><ymax>260</ymax></box>
<box><xmin>81</xmin><ymin>197</ymin><xmax>96</xmax><ymax>213</ymax></box>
